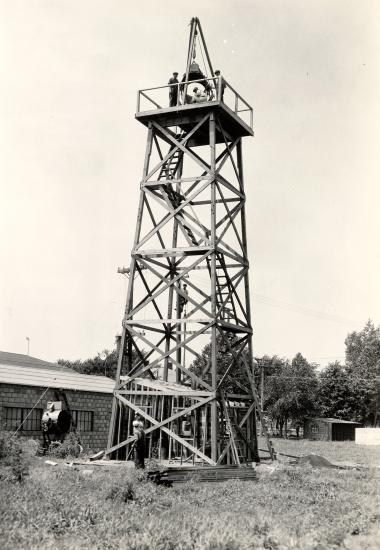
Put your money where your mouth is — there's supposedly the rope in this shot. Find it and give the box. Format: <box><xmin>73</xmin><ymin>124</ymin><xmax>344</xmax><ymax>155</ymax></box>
<box><xmin>199</xmin><ymin>38</ymin><xmax>208</xmax><ymax>78</ymax></box>
<box><xmin>11</xmin><ymin>386</ymin><xmax>51</xmax><ymax>438</ymax></box>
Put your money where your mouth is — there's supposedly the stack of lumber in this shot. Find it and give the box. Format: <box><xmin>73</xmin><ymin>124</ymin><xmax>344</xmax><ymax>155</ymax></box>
<box><xmin>148</xmin><ymin>464</ymin><xmax>257</xmax><ymax>485</ymax></box>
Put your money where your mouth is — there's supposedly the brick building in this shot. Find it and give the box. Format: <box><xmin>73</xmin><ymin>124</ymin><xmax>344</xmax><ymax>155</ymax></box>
<box><xmin>0</xmin><ymin>351</ymin><xmax>114</xmax><ymax>451</ymax></box>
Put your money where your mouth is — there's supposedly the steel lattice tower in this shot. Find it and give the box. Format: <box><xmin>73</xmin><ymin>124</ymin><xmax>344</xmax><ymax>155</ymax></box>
<box><xmin>105</xmin><ymin>18</ymin><xmax>271</xmax><ymax>465</ymax></box>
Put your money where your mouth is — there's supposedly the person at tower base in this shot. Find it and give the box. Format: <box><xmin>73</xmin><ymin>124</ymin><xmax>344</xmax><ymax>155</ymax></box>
<box><xmin>132</xmin><ymin>413</ymin><xmax>145</xmax><ymax>469</ymax></box>
<box><xmin>215</xmin><ymin>70</ymin><xmax>226</xmax><ymax>101</ymax></box>
<box><xmin>168</xmin><ymin>72</ymin><xmax>179</xmax><ymax>107</ymax></box>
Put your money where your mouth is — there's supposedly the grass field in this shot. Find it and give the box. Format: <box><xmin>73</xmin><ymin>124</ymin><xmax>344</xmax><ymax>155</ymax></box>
<box><xmin>1</xmin><ymin>438</ymin><xmax>379</xmax><ymax>550</ymax></box>
<box><xmin>258</xmin><ymin>436</ymin><xmax>380</xmax><ymax>466</ymax></box>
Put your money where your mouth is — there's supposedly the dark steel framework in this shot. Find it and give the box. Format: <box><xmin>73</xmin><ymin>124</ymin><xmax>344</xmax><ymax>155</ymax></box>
<box><xmin>106</xmin><ymin>18</ymin><xmax>273</xmax><ymax>465</ymax></box>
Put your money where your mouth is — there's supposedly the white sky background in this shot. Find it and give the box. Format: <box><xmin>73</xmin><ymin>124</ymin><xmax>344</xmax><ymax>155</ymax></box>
<box><xmin>1</xmin><ymin>0</ymin><xmax>379</xmax><ymax>366</ymax></box>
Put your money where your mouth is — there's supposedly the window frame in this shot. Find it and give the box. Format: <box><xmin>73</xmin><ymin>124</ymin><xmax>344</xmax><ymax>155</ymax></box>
<box><xmin>71</xmin><ymin>410</ymin><xmax>94</xmax><ymax>432</ymax></box>
<box><xmin>3</xmin><ymin>406</ymin><xmax>43</xmax><ymax>432</ymax></box>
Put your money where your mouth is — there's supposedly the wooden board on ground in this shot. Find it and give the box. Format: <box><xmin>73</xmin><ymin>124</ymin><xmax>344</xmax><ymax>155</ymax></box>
<box><xmin>148</xmin><ymin>464</ymin><xmax>257</xmax><ymax>484</ymax></box>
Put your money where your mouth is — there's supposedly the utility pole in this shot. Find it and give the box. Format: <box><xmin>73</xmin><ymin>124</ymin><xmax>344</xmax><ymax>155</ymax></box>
<box><xmin>26</xmin><ymin>337</ymin><xmax>30</xmax><ymax>355</ymax></box>
<box><xmin>260</xmin><ymin>361</ymin><xmax>264</xmax><ymax>435</ymax></box>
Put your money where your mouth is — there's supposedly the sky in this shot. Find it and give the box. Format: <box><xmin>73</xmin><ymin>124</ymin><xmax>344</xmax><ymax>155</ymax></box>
<box><xmin>1</xmin><ymin>0</ymin><xmax>379</xmax><ymax>366</ymax></box>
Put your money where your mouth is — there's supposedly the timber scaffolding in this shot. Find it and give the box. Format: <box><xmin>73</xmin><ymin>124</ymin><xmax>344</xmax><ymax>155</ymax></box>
<box><xmin>105</xmin><ymin>17</ymin><xmax>275</xmax><ymax>467</ymax></box>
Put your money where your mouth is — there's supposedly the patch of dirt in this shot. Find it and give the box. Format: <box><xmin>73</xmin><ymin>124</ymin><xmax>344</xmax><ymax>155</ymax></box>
<box><xmin>296</xmin><ymin>454</ymin><xmax>337</xmax><ymax>468</ymax></box>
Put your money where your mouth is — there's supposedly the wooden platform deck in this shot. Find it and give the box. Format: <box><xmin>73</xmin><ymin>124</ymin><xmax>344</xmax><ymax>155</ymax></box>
<box><xmin>135</xmin><ymin>100</ymin><xmax>254</xmax><ymax>145</ymax></box>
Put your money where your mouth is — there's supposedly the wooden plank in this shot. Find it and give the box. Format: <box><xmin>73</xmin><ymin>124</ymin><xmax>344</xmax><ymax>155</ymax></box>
<box><xmin>145</xmin><ymin>114</ymin><xmax>210</xmax><ymax>182</ymax></box>
<box><xmin>119</xmin><ymin>390</ymin><xmax>213</xmax><ymax>397</ymax></box>
<box><xmin>152</xmin><ymin>121</ymin><xmax>213</xmax><ymax>176</ymax></box>
<box><xmin>143</xmin><ymin>196</ymin><xmax>172</xmax><ymax>267</ymax></box>
<box><xmin>106</xmin><ymin>394</ymin><xmax>216</xmax><ymax>465</ymax></box>
<box><xmin>125</xmin><ymin>251</ymin><xmax>211</xmax><ymax>320</ymax></box>
<box><xmin>134</xmin><ymin>247</ymin><xmax>212</xmax><ymax>258</ymax></box>
<box><xmin>216</xmin><ymin>180</ymin><xmax>244</xmax><ymax>251</ymax></box>
<box><xmin>220</xmin><ymin>395</ymin><xmax>240</xmax><ymax>465</ymax></box>
<box><xmin>106</xmin><ymin>123</ymin><xmax>155</xmax><ymax>450</ymax></box>
<box><xmin>136</xmin><ymin>103</ymin><xmax>254</xmax><ymax>142</ymax></box>
<box><xmin>191</xmin><ymin>198</ymin><xmax>238</xmax><ymax>206</ymax></box>
<box><xmin>125</xmin><ymin>323</ymin><xmax>214</xmax><ymax>391</ymax></box>
<box><xmin>137</xmin><ymin>256</ymin><xmax>212</xmax><ymax>318</ymax></box>
<box><xmin>216</xmin><ymin>339</ymin><xmax>247</xmax><ymax>390</ymax></box>
<box><xmin>136</xmin><ymin>178</ymin><xmax>211</xmax><ymax>250</ymax></box>
<box><xmin>143</xmin><ymin>176</ymin><xmax>211</xmax><ymax>187</ymax></box>
<box><xmin>140</xmin><ymin>90</ymin><xmax>162</xmax><ymax>109</ymax></box>
<box><xmin>217</xmin><ymin>325</ymin><xmax>274</xmax><ymax>460</ymax></box>
<box><xmin>209</xmin><ymin>112</ymin><xmax>218</xmax><ymax>463</ymax></box>
<box><xmin>217</xmin><ymin>403</ymin><xmax>255</xmax><ymax>464</ymax></box>
<box><xmin>123</xmin><ymin>318</ymin><xmax>210</xmax><ymax>325</ymax></box>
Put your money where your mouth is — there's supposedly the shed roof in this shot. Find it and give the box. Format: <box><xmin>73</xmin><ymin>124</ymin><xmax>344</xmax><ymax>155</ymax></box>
<box><xmin>0</xmin><ymin>351</ymin><xmax>73</xmax><ymax>373</ymax></box>
<box><xmin>0</xmin><ymin>363</ymin><xmax>115</xmax><ymax>394</ymax></box>
<box><xmin>306</xmin><ymin>417</ymin><xmax>361</xmax><ymax>425</ymax></box>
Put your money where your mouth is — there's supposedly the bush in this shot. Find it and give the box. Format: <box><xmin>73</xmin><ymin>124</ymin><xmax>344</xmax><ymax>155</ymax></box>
<box><xmin>47</xmin><ymin>431</ymin><xmax>83</xmax><ymax>459</ymax></box>
<box><xmin>0</xmin><ymin>432</ymin><xmax>30</xmax><ymax>483</ymax></box>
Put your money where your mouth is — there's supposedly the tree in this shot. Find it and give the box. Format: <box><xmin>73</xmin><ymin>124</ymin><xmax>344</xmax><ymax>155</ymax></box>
<box><xmin>317</xmin><ymin>362</ymin><xmax>356</xmax><ymax>420</ymax></box>
<box><xmin>344</xmin><ymin>320</ymin><xmax>380</xmax><ymax>425</ymax></box>
<box><xmin>316</xmin><ymin>321</ymin><xmax>380</xmax><ymax>425</ymax></box>
<box><xmin>261</xmin><ymin>353</ymin><xmax>319</xmax><ymax>437</ymax></box>
<box><xmin>58</xmin><ymin>347</ymin><xmax>140</xmax><ymax>379</ymax></box>
<box><xmin>190</xmin><ymin>333</ymin><xmax>251</xmax><ymax>393</ymax></box>
<box><xmin>345</xmin><ymin>320</ymin><xmax>380</xmax><ymax>376</ymax></box>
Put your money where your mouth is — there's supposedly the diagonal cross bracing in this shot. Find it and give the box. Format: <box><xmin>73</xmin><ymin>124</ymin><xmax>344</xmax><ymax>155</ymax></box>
<box><xmin>106</xmin><ymin>99</ymin><xmax>260</xmax><ymax>465</ymax></box>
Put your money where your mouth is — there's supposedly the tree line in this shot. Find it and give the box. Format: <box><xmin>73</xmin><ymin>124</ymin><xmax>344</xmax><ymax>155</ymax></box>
<box><xmin>262</xmin><ymin>319</ymin><xmax>380</xmax><ymax>432</ymax></box>
<box><xmin>58</xmin><ymin>320</ymin><xmax>380</xmax><ymax>434</ymax></box>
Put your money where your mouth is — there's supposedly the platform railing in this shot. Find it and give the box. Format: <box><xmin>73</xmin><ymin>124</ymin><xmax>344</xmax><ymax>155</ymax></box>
<box><xmin>137</xmin><ymin>77</ymin><xmax>253</xmax><ymax>130</ymax></box>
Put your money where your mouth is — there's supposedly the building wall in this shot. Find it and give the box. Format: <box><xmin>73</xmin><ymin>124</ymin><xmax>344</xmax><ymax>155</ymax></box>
<box><xmin>331</xmin><ymin>423</ymin><xmax>357</xmax><ymax>441</ymax></box>
<box><xmin>304</xmin><ymin>419</ymin><xmax>331</xmax><ymax>441</ymax></box>
<box><xmin>0</xmin><ymin>383</ymin><xmax>113</xmax><ymax>451</ymax></box>
<box><xmin>304</xmin><ymin>418</ymin><xmax>359</xmax><ymax>441</ymax></box>
<box><xmin>355</xmin><ymin>428</ymin><xmax>380</xmax><ymax>445</ymax></box>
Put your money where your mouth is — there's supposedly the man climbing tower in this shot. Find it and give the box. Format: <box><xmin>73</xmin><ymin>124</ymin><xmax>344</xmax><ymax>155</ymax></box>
<box><xmin>179</xmin><ymin>283</ymin><xmax>189</xmax><ymax>314</ymax></box>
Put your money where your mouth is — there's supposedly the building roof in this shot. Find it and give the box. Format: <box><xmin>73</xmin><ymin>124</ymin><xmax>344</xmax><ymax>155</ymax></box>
<box><xmin>306</xmin><ymin>417</ymin><xmax>361</xmax><ymax>425</ymax></box>
<box><xmin>0</xmin><ymin>363</ymin><xmax>115</xmax><ymax>394</ymax></box>
<box><xmin>0</xmin><ymin>351</ymin><xmax>73</xmax><ymax>373</ymax></box>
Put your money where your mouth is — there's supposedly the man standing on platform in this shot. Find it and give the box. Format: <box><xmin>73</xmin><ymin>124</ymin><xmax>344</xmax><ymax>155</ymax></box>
<box><xmin>168</xmin><ymin>72</ymin><xmax>179</xmax><ymax>107</ymax></box>
<box><xmin>215</xmin><ymin>70</ymin><xmax>226</xmax><ymax>101</ymax></box>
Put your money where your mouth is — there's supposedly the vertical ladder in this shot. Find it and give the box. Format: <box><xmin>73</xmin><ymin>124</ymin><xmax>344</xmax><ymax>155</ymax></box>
<box><xmin>158</xmin><ymin>146</ymin><xmax>200</xmax><ymax>247</ymax></box>
<box><xmin>221</xmin><ymin>395</ymin><xmax>246</xmax><ymax>465</ymax></box>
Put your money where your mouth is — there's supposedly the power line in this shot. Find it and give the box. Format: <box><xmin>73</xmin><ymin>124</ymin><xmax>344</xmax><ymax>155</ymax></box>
<box><xmin>173</xmin><ymin>273</ymin><xmax>362</xmax><ymax>327</ymax></box>
<box><xmin>253</xmin><ymin>293</ymin><xmax>359</xmax><ymax>326</ymax></box>
<box><xmin>261</xmin><ymin>375</ymin><xmax>375</xmax><ymax>382</ymax></box>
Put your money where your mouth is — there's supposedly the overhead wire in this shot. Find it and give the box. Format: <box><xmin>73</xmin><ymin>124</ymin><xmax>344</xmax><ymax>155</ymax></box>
<box><xmin>252</xmin><ymin>293</ymin><xmax>359</xmax><ymax>327</ymax></box>
<box><xmin>182</xmin><ymin>275</ymin><xmax>357</xmax><ymax>325</ymax></box>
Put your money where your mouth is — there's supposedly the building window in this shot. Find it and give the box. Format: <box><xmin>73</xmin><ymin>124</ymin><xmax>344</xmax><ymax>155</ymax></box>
<box><xmin>3</xmin><ymin>407</ymin><xmax>42</xmax><ymax>431</ymax></box>
<box><xmin>72</xmin><ymin>410</ymin><xmax>94</xmax><ymax>432</ymax></box>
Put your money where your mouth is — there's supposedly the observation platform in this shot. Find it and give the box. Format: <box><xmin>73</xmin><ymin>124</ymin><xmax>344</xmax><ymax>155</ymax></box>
<box><xmin>135</xmin><ymin>77</ymin><xmax>254</xmax><ymax>146</ymax></box>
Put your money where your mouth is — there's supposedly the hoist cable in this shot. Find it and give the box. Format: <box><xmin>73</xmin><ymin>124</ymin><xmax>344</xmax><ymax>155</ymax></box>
<box><xmin>11</xmin><ymin>386</ymin><xmax>51</xmax><ymax>438</ymax></box>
